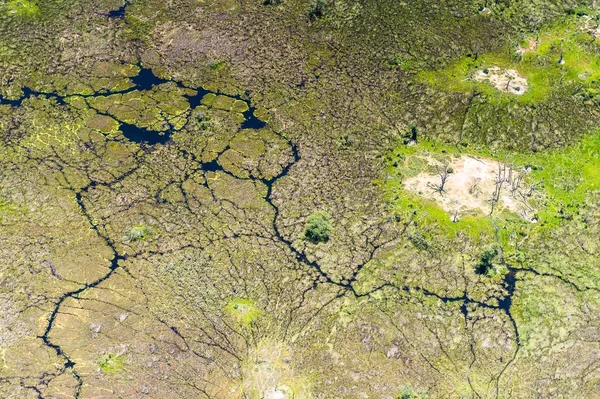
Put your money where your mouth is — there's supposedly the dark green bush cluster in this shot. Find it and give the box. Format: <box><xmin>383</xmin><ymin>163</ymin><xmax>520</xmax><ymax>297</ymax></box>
<box><xmin>476</xmin><ymin>247</ymin><xmax>498</xmax><ymax>275</ymax></box>
<box><xmin>408</xmin><ymin>231</ymin><xmax>429</xmax><ymax>251</ymax></box>
<box><xmin>304</xmin><ymin>211</ymin><xmax>332</xmax><ymax>244</ymax></box>
<box><xmin>308</xmin><ymin>0</ymin><xmax>327</xmax><ymax>21</ymax></box>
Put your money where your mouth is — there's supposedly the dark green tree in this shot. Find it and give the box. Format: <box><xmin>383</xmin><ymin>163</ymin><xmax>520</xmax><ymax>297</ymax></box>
<box><xmin>308</xmin><ymin>0</ymin><xmax>327</xmax><ymax>21</ymax></box>
<box><xmin>304</xmin><ymin>211</ymin><xmax>332</xmax><ymax>244</ymax></box>
<box><xmin>476</xmin><ymin>247</ymin><xmax>498</xmax><ymax>275</ymax></box>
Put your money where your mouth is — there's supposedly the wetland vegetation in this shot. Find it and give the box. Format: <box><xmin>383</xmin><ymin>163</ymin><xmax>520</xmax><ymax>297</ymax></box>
<box><xmin>0</xmin><ymin>0</ymin><xmax>599</xmax><ymax>398</ymax></box>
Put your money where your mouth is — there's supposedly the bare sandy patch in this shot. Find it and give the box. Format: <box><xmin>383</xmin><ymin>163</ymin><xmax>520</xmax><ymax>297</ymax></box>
<box><xmin>472</xmin><ymin>67</ymin><xmax>528</xmax><ymax>95</ymax></box>
<box><xmin>235</xmin><ymin>340</ymin><xmax>313</xmax><ymax>399</ymax></box>
<box><xmin>403</xmin><ymin>155</ymin><xmax>538</xmax><ymax>221</ymax></box>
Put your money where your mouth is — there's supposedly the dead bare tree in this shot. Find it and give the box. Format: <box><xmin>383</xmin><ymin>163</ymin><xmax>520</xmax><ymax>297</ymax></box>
<box><xmin>510</xmin><ymin>168</ymin><xmax>526</xmax><ymax>197</ymax></box>
<box><xmin>429</xmin><ymin>163</ymin><xmax>451</xmax><ymax>194</ymax></box>
<box><xmin>489</xmin><ymin>162</ymin><xmax>507</xmax><ymax>215</ymax></box>
<box><xmin>525</xmin><ymin>179</ymin><xmax>543</xmax><ymax>197</ymax></box>
<box><xmin>450</xmin><ymin>209</ymin><xmax>460</xmax><ymax>223</ymax></box>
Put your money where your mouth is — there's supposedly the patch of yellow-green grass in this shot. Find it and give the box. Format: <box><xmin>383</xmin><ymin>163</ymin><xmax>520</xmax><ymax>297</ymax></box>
<box><xmin>0</xmin><ymin>198</ymin><xmax>21</xmax><ymax>213</ymax></box>
<box><xmin>98</xmin><ymin>353</ymin><xmax>125</xmax><ymax>373</ymax></box>
<box><xmin>124</xmin><ymin>224</ymin><xmax>151</xmax><ymax>242</ymax></box>
<box><xmin>225</xmin><ymin>298</ymin><xmax>261</xmax><ymax>326</ymax></box>
<box><xmin>419</xmin><ymin>14</ymin><xmax>600</xmax><ymax>103</ymax></box>
<box><xmin>0</xmin><ymin>197</ymin><xmax>25</xmax><ymax>224</ymax></box>
<box><xmin>389</xmin><ymin>188</ymin><xmax>497</xmax><ymax>241</ymax></box>
<box><xmin>511</xmin><ymin>133</ymin><xmax>600</xmax><ymax>230</ymax></box>
<box><xmin>5</xmin><ymin>0</ymin><xmax>40</xmax><ymax>17</ymax></box>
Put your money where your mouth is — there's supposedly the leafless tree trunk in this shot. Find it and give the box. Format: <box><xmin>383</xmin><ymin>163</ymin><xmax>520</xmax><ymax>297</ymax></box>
<box><xmin>490</xmin><ymin>162</ymin><xmax>507</xmax><ymax>215</ymax></box>
<box><xmin>451</xmin><ymin>209</ymin><xmax>459</xmax><ymax>223</ymax></box>
<box><xmin>510</xmin><ymin>169</ymin><xmax>526</xmax><ymax>197</ymax></box>
<box><xmin>430</xmin><ymin>164</ymin><xmax>451</xmax><ymax>194</ymax></box>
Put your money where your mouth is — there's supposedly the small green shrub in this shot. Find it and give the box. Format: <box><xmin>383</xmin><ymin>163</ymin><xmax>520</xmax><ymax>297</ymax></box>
<box><xmin>195</xmin><ymin>111</ymin><xmax>216</xmax><ymax>131</ymax></box>
<box><xmin>389</xmin><ymin>56</ymin><xmax>411</xmax><ymax>70</ymax></box>
<box><xmin>397</xmin><ymin>385</ymin><xmax>429</xmax><ymax>399</ymax></box>
<box><xmin>304</xmin><ymin>211</ymin><xmax>332</xmax><ymax>244</ymax></box>
<box><xmin>408</xmin><ymin>231</ymin><xmax>429</xmax><ymax>251</ymax></box>
<box><xmin>209</xmin><ymin>60</ymin><xmax>225</xmax><ymax>71</ymax></box>
<box><xmin>308</xmin><ymin>0</ymin><xmax>327</xmax><ymax>21</ymax></box>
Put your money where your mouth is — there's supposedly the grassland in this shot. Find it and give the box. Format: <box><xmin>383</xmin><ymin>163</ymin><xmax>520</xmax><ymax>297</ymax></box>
<box><xmin>420</xmin><ymin>14</ymin><xmax>600</xmax><ymax>103</ymax></box>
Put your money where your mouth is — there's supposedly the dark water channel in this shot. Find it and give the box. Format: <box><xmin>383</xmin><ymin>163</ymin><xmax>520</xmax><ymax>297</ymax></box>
<box><xmin>0</xmin><ymin>66</ymin><xmax>268</xmax><ymax>145</ymax></box>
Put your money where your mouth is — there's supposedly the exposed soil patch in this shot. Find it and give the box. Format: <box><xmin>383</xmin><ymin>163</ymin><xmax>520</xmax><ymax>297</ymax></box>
<box><xmin>240</xmin><ymin>340</ymin><xmax>304</xmax><ymax>399</ymax></box>
<box><xmin>403</xmin><ymin>155</ymin><xmax>537</xmax><ymax>221</ymax></box>
<box><xmin>472</xmin><ymin>67</ymin><xmax>528</xmax><ymax>95</ymax></box>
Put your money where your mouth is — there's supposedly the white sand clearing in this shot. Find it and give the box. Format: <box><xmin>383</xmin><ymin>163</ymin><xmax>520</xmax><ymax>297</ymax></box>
<box><xmin>403</xmin><ymin>155</ymin><xmax>537</xmax><ymax>221</ymax></box>
<box><xmin>472</xmin><ymin>67</ymin><xmax>528</xmax><ymax>95</ymax></box>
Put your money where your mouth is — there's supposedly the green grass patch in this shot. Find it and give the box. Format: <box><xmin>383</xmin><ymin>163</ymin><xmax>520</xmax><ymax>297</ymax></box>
<box><xmin>510</xmin><ymin>133</ymin><xmax>600</xmax><ymax>230</ymax></box>
<box><xmin>419</xmin><ymin>14</ymin><xmax>600</xmax><ymax>103</ymax></box>
<box><xmin>0</xmin><ymin>198</ymin><xmax>21</xmax><ymax>213</ymax></box>
<box><xmin>0</xmin><ymin>197</ymin><xmax>26</xmax><ymax>224</ymax></box>
<box><xmin>388</xmin><ymin>186</ymin><xmax>498</xmax><ymax>241</ymax></box>
<box><xmin>124</xmin><ymin>225</ymin><xmax>151</xmax><ymax>242</ymax></box>
<box><xmin>5</xmin><ymin>0</ymin><xmax>40</xmax><ymax>17</ymax></box>
<box><xmin>225</xmin><ymin>298</ymin><xmax>261</xmax><ymax>326</ymax></box>
<box><xmin>98</xmin><ymin>353</ymin><xmax>125</xmax><ymax>373</ymax></box>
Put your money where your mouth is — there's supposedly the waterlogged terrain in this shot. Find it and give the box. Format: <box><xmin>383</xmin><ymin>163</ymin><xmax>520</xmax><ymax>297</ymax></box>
<box><xmin>1</xmin><ymin>1</ymin><xmax>600</xmax><ymax>398</ymax></box>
